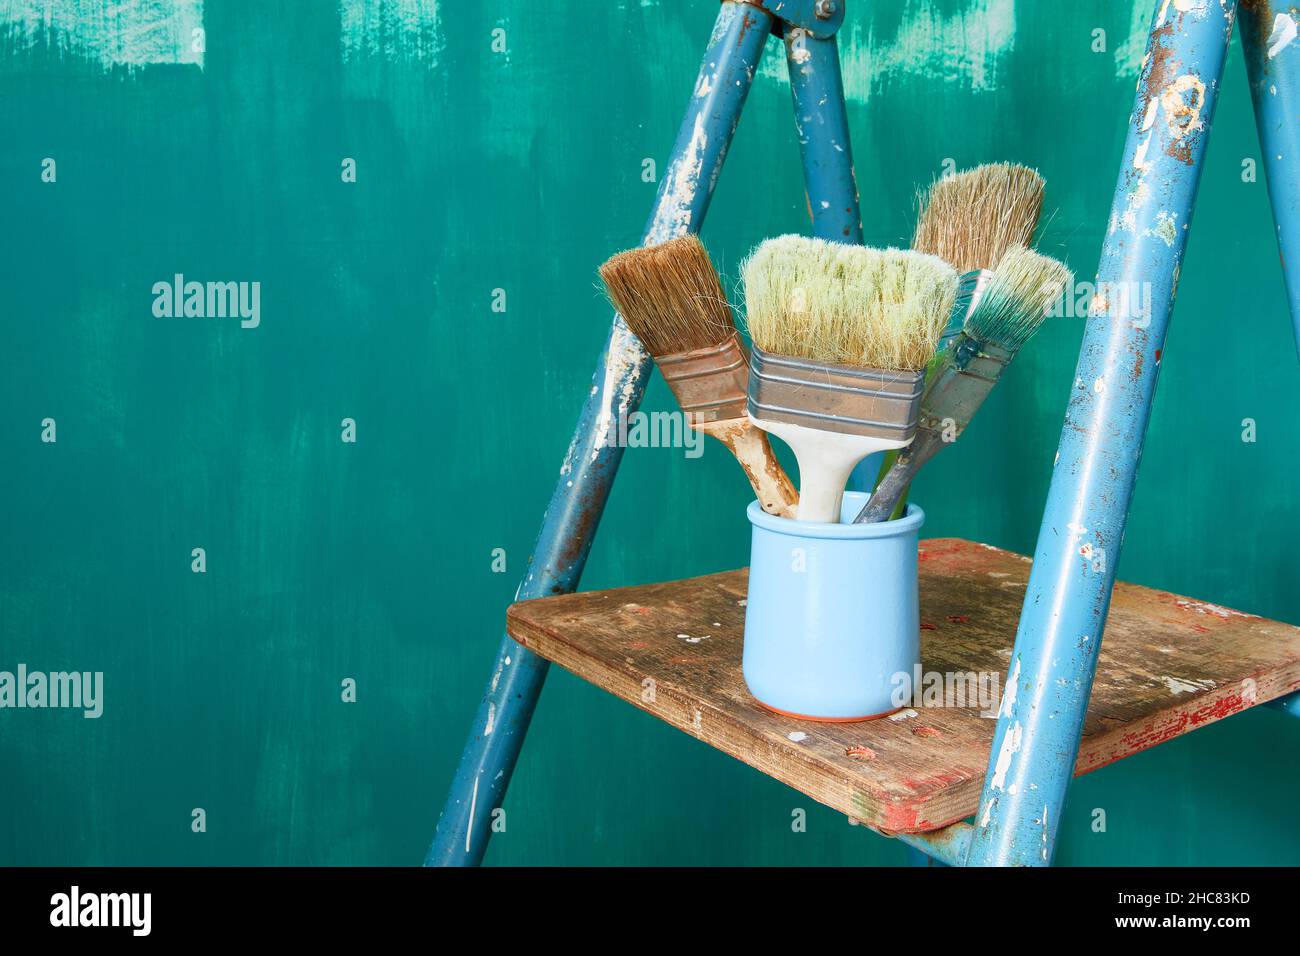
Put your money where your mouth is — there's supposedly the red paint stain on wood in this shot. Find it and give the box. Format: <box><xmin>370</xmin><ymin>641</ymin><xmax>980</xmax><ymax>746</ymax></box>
<box><xmin>878</xmin><ymin>803</ymin><xmax>921</xmax><ymax>833</ymax></box>
<box><xmin>1190</xmin><ymin>693</ymin><xmax>1244</xmax><ymax>725</ymax></box>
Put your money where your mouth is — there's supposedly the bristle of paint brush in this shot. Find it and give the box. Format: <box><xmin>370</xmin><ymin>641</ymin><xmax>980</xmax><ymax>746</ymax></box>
<box><xmin>740</xmin><ymin>234</ymin><xmax>957</xmax><ymax>372</ymax></box>
<box><xmin>742</xmin><ymin>235</ymin><xmax>956</xmax><ymax>522</ymax></box>
<box><xmin>854</xmin><ymin>248</ymin><xmax>1073</xmax><ymax>526</ymax></box>
<box><xmin>965</xmin><ymin>245</ymin><xmax>1073</xmax><ymax>352</ymax></box>
<box><xmin>912</xmin><ymin>163</ymin><xmax>1045</xmax><ymax>274</ymax></box>
<box><xmin>599</xmin><ymin>235</ymin><xmax>735</xmax><ymax>356</ymax></box>
<box><xmin>854</xmin><ymin>247</ymin><xmax>1071</xmax><ymax>525</ymax></box>
<box><xmin>598</xmin><ymin>235</ymin><xmax>801</xmax><ymax>518</ymax></box>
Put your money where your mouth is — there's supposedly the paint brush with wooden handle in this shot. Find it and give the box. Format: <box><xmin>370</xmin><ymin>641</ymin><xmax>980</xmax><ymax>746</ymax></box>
<box><xmin>599</xmin><ymin>236</ymin><xmax>800</xmax><ymax>518</ymax></box>
<box><xmin>741</xmin><ymin>235</ymin><xmax>958</xmax><ymax>523</ymax></box>
<box><xmin>854</xmin><ymin>246</ymin><xmax>1073</xmax><ymax>523</ymax></box>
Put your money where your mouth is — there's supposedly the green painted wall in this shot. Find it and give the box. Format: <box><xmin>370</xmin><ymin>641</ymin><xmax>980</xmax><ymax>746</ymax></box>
<box><xmin>2</xmin><ymin>0</ymin><xmax>1297</xmax><ymax>866</ymax></box>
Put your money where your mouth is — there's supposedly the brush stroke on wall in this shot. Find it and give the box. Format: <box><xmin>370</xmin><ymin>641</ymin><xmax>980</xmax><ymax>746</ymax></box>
<box><xmin>338</xmin><ymin>0</ymin><xmax>442</xmax><ymax>66</ymax></box>
<box><xmin>759</xmin><ymin>0</ymin><xmax>1017</xmax><ymax>101</ymax></box>
<box><xmin>0</xmin><ymin>0</ymin><xmax>203</xmax><ymax>69</ymax></box>
<box><xmin>1114</xmin><ymin>0</ymin><xmax>1156</xmax><ymax>77</ymax></box>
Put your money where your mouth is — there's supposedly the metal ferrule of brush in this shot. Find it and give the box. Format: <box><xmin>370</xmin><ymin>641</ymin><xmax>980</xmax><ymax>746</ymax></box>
<box><xmin>747</xmin><ymin>345</ymin><xmax>925</xmax><ymax>440</ymax></box>
<box><xmin>656</xmin><ymin>333</ymin><xmax>750</xmax><ymax>424</ymax></box>
<box><xmin>918</xmin><ymin>332</ymin><xmax>1014</xmax><ymax>437</ymax></box>
<box><xmin>940</xmin><ymin>269</ymin><xmax>995</xmax><ymax>351</ymax></box>
<box><xmin>854</xmin><ymin>336</ymin><xmax>1011</xmax><ymax>525</ymax></box>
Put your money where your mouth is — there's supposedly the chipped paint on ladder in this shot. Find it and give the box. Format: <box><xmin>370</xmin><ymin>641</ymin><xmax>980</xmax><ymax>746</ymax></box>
<box><xmin>970</xmin><ymin>0</ymin><xmax>1240</xmax><ymax>866</ymax></box>
<box><xmin>465</xmin><ymin>775</ymin><xmax>478</xmax><ymax>855</ymax></box>
<box><xmin>990</xmin><ymin>720</ymin><xmax>1022</xmax><ymax>791</ymax></box>
<box><xmin>591</xmin><ymin>320</ymin><xmax>650</xmax><ymax>461</ymax></box>
<box><xmin>645</xmin><ymin>112</ymin><xmax>709</xmax><ymax>243</ymax></box>
<box><xmin>1268</xmin><ymin>11</ymin><xmax>1297</xmax><ymax>58</ymax></box>
<box><xmin>999</xmin><ymin>655</ymin><xmax>1020</xmax><ymax>717</ymax></box>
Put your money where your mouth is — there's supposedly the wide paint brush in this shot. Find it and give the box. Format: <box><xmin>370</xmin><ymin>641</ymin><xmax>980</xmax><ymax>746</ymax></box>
<box><xmin>742</xmin><ymin>235</ymin><xmax>957</xmax><ymax>524</ymax></box>
<box><xmin>854</xmin><ymin>246</ymin><xmax>1073</xmax><ymax>524</ymax></box>
<box><xmin>599</xmin><ymin>235</ymin><xmax>800</xmax><ymax>518</ymax></box>
<box><xmin>868</xmin><ymin>164</ymin><xmax>1049</xmax><ymax>516</ymax></box>
<box><xmin>913</xmin><ymin>163</ymin><xmax>1046</xmax><ymax>347</ymax></box>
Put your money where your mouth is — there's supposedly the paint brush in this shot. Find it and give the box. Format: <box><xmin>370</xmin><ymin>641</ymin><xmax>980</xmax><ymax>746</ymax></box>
<box><xmin>867</xmin><ymin>163</ymin><xmax>1050</xmax><ymax>514</ymax></box>
<box><xmin>913</xmin><ymin>163</ymin><xmax>1046</xmax><ymax>348</ymax></box>
<box><xmin>599</xmin><ymin>235</ymin><xmax>800</xmax><ymax>518</ymax></box>
<box><xmin>742</xmin><ymin>235</ymin><xmax>958</xmax><ymax>523</ymax></box>
<box><xmin>854</xmin><ymin>246</ymin><xmax>1073</xmax><ymax>524</ymax></box>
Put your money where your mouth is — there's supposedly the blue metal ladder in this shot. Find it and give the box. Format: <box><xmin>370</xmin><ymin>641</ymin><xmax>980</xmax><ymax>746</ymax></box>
<box><xmin>427</xmin><ymin>0</ymin><xmax>1300</xmax><ymax>867</ymax></box>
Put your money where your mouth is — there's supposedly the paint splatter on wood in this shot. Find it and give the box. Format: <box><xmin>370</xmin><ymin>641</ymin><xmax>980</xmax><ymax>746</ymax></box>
<box><xmin>507</xmin><ymin>538</ymin><xmax>1300</xmax><ymax>833</ymax></box>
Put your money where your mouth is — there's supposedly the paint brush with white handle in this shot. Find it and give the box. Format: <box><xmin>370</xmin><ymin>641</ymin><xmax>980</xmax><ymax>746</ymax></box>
<box><xmin>741</xmin><ymin>235</ymin><xmax>958</xmax><ymax>523</ymax></box>
<box><xmin>854</xmin><ymin>246</ymin><xmax>1073</xmax><ymax>524</ymax></box>
<box><xmin>599</xmin><ymin>235</ymin><xmax>800</xmax><ymax>518</ymax></box>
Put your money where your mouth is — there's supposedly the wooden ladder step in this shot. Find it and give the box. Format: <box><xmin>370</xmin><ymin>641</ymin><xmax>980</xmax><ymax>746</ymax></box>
<box><xmin>506</xmin><ymin>538</ymin><xmax>1300</xmax><ymax>833</ymax></box>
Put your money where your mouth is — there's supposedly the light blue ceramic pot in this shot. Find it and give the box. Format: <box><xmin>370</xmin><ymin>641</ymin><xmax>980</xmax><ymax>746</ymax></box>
<box><xmin>742</xmin><ymin>492</ymin><xmax>923</xmax><ymax>721</ymax></box>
